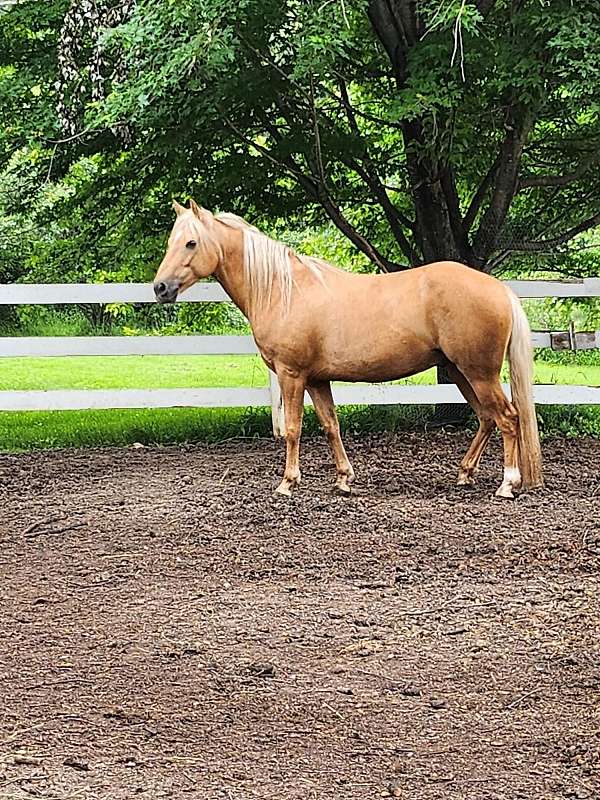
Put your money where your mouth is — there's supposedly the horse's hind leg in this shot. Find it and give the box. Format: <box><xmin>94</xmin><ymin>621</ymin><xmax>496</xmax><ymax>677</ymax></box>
<box><xmin>274</xmin><ymin>371</ymin><xmax>306</xmax><ymax>497</ymax></box>
<box><xmin>307</xmin><ymin>380</ymin><xmax>354</xmax><ymax>495</ymax></box>
<box><xmin>470</xmin><ymin>378</ymin><xmax>521</xmax><ymax>499</ymax></box>
<box><xmin>457</xmin><ymin>418</ymin><xmax>495</xmax><ymax>485</ymax></box>
<box><xmin>446</xmin><ymin>364</ymin><xmax>496</xmax><ymax>486</ymax></box>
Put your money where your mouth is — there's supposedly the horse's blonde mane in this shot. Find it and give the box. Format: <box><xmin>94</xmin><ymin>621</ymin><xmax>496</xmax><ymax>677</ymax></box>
<box><xmin>180</xmin><ymin>210</ymin><xmax>336</xmax><ymax>314</ymax></box>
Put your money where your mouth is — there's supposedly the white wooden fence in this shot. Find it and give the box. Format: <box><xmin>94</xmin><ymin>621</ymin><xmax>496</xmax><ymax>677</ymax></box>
<box><xmin>1</xmin><ymin>279</ymin><xmax>599</xmax><ymax>434</ymax></box>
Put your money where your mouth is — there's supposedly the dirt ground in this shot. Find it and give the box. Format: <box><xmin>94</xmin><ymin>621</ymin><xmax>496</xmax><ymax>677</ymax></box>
<box><xmin>0</xmin><ymin>431</ymin><xmax>599</xmax><ymax>800</ymax></box>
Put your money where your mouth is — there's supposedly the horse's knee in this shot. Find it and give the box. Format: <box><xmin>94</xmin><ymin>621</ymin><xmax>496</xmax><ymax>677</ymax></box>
<box><xmin>323</xmin><ymin>421</ymin><xmax>340</xmax><ymax>439</ymax></box>
<box><xmin>496</xmin><ymin>408</ymin><xmax>518</xmax><ymax>437</ymax></box>
<box><xmin>284</xmin><ymin>422</ymin><xmax>301</xmax><ymax>440</ymax></box>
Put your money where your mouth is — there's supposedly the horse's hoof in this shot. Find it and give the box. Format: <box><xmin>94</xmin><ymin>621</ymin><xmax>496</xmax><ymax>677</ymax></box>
<box><xmin>274</xmin><ymin>473</ymin><xmax>300</xmax><ymax>497</ymax></box>
<box><xmin>457</xmin><ymin>474</ymin><xmax>474</xmax><ymax>487</ymax></box>
<box><xmin>335</xmin><ymin>468</ymin><xmax>354</xmax><ymax>495</ymax></box>
<box><xmin>495</xmin><ymin>484</ymin><xmax>515</xmax><ymax>499</ymax></box>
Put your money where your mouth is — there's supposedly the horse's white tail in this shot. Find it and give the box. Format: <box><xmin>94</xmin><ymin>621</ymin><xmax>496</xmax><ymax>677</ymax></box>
<box><xmin>507</xmin><ymin>291</ymin><xmax>543</xmax><ymax>488</ymax></box>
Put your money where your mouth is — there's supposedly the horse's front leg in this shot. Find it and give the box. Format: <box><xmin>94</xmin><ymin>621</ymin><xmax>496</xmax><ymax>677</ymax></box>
<box><xmin>274</xmin><ymin>371</ymin><xmax>306</xmax><ymax>497</ymax></box>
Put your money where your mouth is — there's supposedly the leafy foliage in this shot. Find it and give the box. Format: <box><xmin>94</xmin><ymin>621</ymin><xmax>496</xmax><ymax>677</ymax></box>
<box><xmin>0</xmin><ymin>0</ymin><xmax>599</xmax><ymax>311</ymax></box>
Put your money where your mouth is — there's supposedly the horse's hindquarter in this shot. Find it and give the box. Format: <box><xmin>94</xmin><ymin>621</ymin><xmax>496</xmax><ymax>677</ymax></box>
<box><xmin>421</xmin><ymin>262</ymin><xmax>513</xmax><ymax>376</ymax></box>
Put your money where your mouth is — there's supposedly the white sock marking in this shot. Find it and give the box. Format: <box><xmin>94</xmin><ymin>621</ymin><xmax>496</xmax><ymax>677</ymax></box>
<box><xmin>503</xmin><ymin>467</ymin><xmax>521</xmax><ymax>486</ymax></box>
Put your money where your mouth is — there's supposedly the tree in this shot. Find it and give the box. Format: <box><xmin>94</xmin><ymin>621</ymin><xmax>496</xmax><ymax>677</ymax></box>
<box><xmin>1</xmin><ymin>0</ymin><xmax>599</xmax><ymax>278</ymax></box>
<box><xmin>31</xmin><ymin>0</ymin><xmax>597</xmax><ymax>275</ymax></box>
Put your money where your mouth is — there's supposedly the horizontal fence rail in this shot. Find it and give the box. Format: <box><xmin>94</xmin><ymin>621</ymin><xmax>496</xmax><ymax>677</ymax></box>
<box><xmin>0</xmin><ymin>335</ymin><xmax>257</xmax><ymax>358</ymax></box>
<box><xmin>0</xmin><ymin>282</ymin><xmax>226</xmax><ymax>304</ymax></box>
<box><xmin>0</xmin><ymin>331</ymin><xmax>575</xmax><ymax>357</ymax></box>
<box><xmin>0</xmin><ymin>384</ymin><xmax>597</xmax><ymax>413</ymax></box>
<box><xmin>0</xmin><ymin>280</ymin><xmax>598</xmax><ymax>421</ymax></box>
<box><xmin>2</xmin><ymin>278</ymin><xmax>600</xmax><ymax>305</ymax></box>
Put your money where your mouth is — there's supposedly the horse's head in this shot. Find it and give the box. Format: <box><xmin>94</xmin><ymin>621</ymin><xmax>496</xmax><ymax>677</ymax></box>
<box><xmin>153</xmin><ymin>200</ymin><xmax>220</xmax><ymax>303</ymax></box>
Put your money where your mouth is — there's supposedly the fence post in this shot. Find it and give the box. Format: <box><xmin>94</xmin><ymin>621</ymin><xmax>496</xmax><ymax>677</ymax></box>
<box><xmin>268</xmin><ymin>370</ymin><xmax>285</xmax><ymax>437</ymax></box>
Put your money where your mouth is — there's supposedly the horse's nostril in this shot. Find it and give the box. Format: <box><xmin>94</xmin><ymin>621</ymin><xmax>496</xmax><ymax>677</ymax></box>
<box><xmin>154</xmin><ymin>279</ymin><xmax>180</xmax><ymax>303</ymax></box>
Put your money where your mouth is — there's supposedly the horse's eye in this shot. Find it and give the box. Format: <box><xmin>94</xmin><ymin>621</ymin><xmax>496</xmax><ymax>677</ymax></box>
<box><xmin>186</xmin><ymin>240</ymin><xmax>197</xmax><ymax>249</ymax></box>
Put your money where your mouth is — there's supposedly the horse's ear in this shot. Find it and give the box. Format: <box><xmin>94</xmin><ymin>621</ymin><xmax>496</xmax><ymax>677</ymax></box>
<box><xmin>190</xmin><ymin>199</ymin><xmax>212</xmax><ymax>221</ymax></box>
<box><xmin>172</xmin><ymin>200</ymin><xmax>186</xmax><ymax>216</ymax></box>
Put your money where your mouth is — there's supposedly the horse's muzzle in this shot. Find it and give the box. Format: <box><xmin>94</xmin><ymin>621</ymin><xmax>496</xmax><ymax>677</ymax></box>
<box><xmin>154</xmin><ymin>280</ymin><xmax>180</xmax><ymax>304</ymax></box>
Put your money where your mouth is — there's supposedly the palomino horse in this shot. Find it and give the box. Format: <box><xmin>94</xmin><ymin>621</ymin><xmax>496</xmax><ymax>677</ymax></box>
<box><xmin>153</xmin><ymin>200</ymin><xmax>543</xmax><ymax>499</ymax></box>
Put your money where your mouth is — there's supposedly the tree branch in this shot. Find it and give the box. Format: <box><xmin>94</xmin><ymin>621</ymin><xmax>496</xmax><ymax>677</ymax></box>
<box><xmin>322</xmin><ymin>77</ymin><xmax>404</xmax><ymax>130</ymax></box>
<box><xmin>309</xmin><ymin>75</ymin><xmax>327</xmax><ymax>189</ymax></box>
<box><xmin>368</xmin><ymin>0</ymin><xmax>408</xmax><ymax>85</ymax></box>
<box><xmin>463</xmin><ymin>154</ymin><xmax>501</xmax><ymax>232</ymax></box>
<box><xmin>342</xmin><ymin>154</ymin><xmax>416</xmax><ymax>262</ymax></box>
<box><xmin>336</xmin><ymin>78</ymin><xmax>417</xmax><ymax>261</ymax></box>
<box><xmin>472</xmin><ymin>109</ymin><xmax>534</xmax><ymax>267</ymax></box>
<box><xmin>269</xmin><ymin>84</ymin><xmax>415</xmax><ymax>266</ymax></box>
<box><xmin>318</xmin><ymin>192</ymin><xmax>405</xmax><ymax>271</ymax></box>
<box><xmin>394</xmin><ymin>0</ymin><xmax>420</xmax><ymax>45</ymax></box>
<box><xmin>400</xmin><ymin>119</ymin><xmax>463</xmax><ymax>262</ymax></box>
<box><xmin>222</xmin><ymin>116</ymin><xmax>314</xmax><ymax>186</ymax></box>
<box><xmin>486</xmin><ymin>250</ymin><xmax>512</xmax><ymax>272</ymax></box>
<box><xmin>518</xmin><ymin>155</ymin><xmax>600</xmax><ymax>189</ymax></box>
<box><xmin>439</xmin><ymin>166</ymin><xmax>471</xmax><ymax>260</ymax></box>
<box><xmin>503</xmin><ymin>210</ymin><xmax>600</xmax><ymax>253</ymax></box>
<box><xmin>223</xmin><ymin>116</ymin><xmax>402</xmax><ymax>272</ymax></box>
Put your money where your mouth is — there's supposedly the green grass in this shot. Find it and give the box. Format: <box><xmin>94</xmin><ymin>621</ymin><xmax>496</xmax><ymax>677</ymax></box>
<box><xmin>0</xmin><ymin>355</ymin><xmax>268</xmax><ymax>390</ymax></box>
<box><xmin>0</xmin><ymin>407</ymin><xmax>277</xmax><ymax>451</ymax></box>
<box><xmin>519</xmin><ymin>362</ymin><xmax>599</xmax><ymax>385</ymax></box>
<box><xmin>1</xmin><ymin>354</ymin><xmax>598</xmax><ymax>391</ymax></box>
<box><xmin>0</xmin><ymin>354</ymin><xmax>598</xmax><ymax>451</ymax></box>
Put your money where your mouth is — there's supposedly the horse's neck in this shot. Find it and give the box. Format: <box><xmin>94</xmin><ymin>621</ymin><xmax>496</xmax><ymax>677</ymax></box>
<box><xmin>212</xmin><ymin>235</ymin><xmax>252</xmax><ymax>319</ymax></box>
<box><xmin>213</xmin><ymin>233</ymin><xmax>289</xmax><ymax>324</ymax></box>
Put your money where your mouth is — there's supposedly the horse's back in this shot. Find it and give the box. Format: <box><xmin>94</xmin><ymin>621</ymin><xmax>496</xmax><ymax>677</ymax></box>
<box><xmin>393</xmin><ymin>260</ymin><xmax>506</xmax><ymax>297</ymax></box>
<box><xmin>355</xmin><ymin>260</ymin><xmax>512</xmax><ymax>334</ymax></box>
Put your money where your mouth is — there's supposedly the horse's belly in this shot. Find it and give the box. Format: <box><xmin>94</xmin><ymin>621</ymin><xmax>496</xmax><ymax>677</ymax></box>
<box><xmin>314</xmin><ymin>338</ymin><xmax>440</xmax><ymax>382</ymax></box>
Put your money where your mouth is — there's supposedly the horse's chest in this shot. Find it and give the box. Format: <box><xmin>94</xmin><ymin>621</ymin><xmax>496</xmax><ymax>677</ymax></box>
<box><xmin>253</xmin><ymin>325</ymin><xmax>318</xmax><ymax>372</ymax></box>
